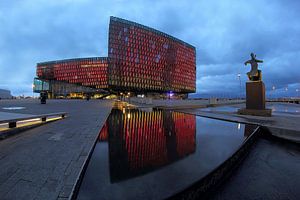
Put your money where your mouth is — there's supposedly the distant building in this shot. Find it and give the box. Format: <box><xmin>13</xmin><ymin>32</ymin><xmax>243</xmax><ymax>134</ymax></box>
<box><xmin>0</xmin><ymin>89</ymin><xmax>12</xmax><ymax>99</ymax></box>
<box><xmin>35</xmin><ymin>57</ymin><xmax>108</xmax><ymax>99</ymax></box>
<box><xmin>34</xmin><ymin>16</ymin><xmax>196</xmax><ymax>98</ymax></box>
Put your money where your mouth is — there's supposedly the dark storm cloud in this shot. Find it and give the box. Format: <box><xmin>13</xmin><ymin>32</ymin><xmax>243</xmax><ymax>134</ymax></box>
<box><xmin>0</xmin><ymin>0</ymin><xmax>299</xmax><ymax>96</ymax></box>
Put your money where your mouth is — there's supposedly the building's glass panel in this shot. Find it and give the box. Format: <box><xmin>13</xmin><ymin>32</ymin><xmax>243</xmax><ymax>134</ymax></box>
<box><xmin>108</xmin><ymin>16</ymin><xmax>196</xmax><ymax>93</ymax></box>
<box><xmin>36</xmin><ymin>57</ymin><xmax>109</xmax><ymax>89</ymax></box>
<box><xmin>35</xmin><ymin>17</ymin><xmax>196</xmax><ymax>95</ymax></box>
<box><xmin>33</xmin><ymin>78</ymin><xmax>49</xmax><ymax>92</ymax></box>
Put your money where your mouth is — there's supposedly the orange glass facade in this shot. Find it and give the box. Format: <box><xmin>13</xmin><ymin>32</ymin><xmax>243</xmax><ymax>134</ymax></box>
<box><xmin>108</xmin><ymin>17</ymin><xmax>196</xmax><ymax>93</ymax></box>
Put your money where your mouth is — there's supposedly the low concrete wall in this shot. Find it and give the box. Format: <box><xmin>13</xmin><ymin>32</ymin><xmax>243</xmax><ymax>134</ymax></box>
<box><xmin>171</xmin><ymin>127</ymin><xmax>261</xmax><ymax>200</ymax></box>
<box><xmin>267</xmin><ymin>127</ymin><xmax>300</xmax><ymax>143</ymax></box>
<box><xmin>127</xmin><ymin>98</ymin><xmax>244</xmax><ymax>108</ymax></box>
<box><xmin>128</xmin><ymin>97</ymin><xmax>153</xmax><ymax>105</ymax></box>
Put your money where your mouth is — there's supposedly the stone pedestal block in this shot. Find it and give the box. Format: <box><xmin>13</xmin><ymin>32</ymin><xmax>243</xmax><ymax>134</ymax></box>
<box><xmin>237</xmin><ymin>108</ymin><xmax>272</xmax><ymax>116</ymax></box>
<box><xmin>246</xmin><ymin>81</ymin><xmax>265</xmax><ymax>109</ymax></box>
<box><xmin>238</xmin><ymin>81</ymin><xmax>272</xmax><ymax>117</ymax></box>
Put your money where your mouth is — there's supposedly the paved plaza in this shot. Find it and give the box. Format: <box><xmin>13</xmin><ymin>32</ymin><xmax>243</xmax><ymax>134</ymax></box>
<box><xmin>0</xmin><ymin>99</ymin><xmax>113</xmax><ymax>199</ymax></box>
<box><xmin>0</xmin><ymin>99</ymin><xmax>299</xmax><ymax>200</ymax></box>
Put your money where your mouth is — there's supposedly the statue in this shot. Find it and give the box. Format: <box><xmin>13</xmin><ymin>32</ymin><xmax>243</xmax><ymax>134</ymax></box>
<box><xmin>244</xmin><ymin>53</ymin><xmax>263</xmax><ymax>81</ymax></box>
<box><xmin>238</xmin><ymin>53</ymin><xmax>272</xmax><ymax>116</ymax></box>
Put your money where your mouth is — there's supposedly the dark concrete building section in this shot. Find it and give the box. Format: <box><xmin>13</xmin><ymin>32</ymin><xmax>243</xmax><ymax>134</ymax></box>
<box><xmin>0</xmin><ymin>89</ymin><xmax>12</xmax><ymax>99</ymax></box>
<box><xmin>209</xmin><ymin>137</ymin><xmax>300</xmax><ymax>200</ymax></box>
<box><xmin>0</xmin><ymin>99</ymin><xmax>114</xmax><ymax>199</ymax></box>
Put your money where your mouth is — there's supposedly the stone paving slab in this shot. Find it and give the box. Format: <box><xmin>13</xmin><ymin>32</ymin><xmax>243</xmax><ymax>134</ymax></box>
<box><xmin>0</xmin><ymin>99</ymin><xmax>114</xmax><ymax>200</ymax></box>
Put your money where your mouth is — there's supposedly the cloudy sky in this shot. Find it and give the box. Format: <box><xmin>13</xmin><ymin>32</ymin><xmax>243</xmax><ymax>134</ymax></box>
<box><xmin>0</xmin><ymin>0</ymin><xmax>299</xmax><ymax>97</ymax></box>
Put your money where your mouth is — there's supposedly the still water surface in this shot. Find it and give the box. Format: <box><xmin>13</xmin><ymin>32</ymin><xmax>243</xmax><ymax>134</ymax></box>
<box><xmin>77</xmin><ymin>106</ymin><xmax>256</xmax><ymax>200</ymax></box>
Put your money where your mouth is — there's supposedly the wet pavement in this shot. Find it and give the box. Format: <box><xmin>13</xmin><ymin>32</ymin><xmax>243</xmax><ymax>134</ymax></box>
<box><xmin>209</xmin><ymin>137</ymin><xmax>300</xmax><ymax>200</ymax></box>
<box><xmin>1</xmin><ymin>100</ymin><xmax>299</xmax><ymax>199</ymax></box>
<box><xmin>180</xmin><ymin>102</ymin><xmax>300</xmax><ymax>143</ymax></box>
<box><xmin>201</xmin><ymin>102</ymin><xmax>300</xmax><ymax>116</ymax></box>
<box><xmin>77</xmin><ymin>106</ymin><xmax>256</xmax><ymax>200</ymax></box>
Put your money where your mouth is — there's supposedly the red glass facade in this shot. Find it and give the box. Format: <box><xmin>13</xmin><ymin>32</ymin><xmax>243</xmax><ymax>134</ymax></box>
<box><xmin>36</xmin><ymin>57</ymin><xmax>108</xmax><ymax>89</ymax></box>
<box><xmin>35</xmin><ymin>17</ymin><xmax>196</xmax><ymax>95</ymax></box>
<box><xmin>108</xmin><ymin>16</ymin><xmax>196</xmax><ymax>93</ymax></box>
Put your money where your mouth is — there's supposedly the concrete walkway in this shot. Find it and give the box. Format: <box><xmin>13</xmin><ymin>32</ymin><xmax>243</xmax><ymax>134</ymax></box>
<box><xmin>0</xmin><ymin>99</ymin><xmax>114</xmax><ymax>200</ymax></box>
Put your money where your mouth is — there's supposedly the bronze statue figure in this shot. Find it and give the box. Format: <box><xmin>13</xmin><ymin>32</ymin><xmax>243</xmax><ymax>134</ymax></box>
<box><xmin>244</xmin><ymin>53</ymin><xmax>263</xmax><ymax>81</ymax></box>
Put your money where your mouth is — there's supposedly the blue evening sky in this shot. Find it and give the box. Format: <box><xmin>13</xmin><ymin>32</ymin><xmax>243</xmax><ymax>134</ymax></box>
<box><xmin>0</xmin><ymin>0</ymin><xmax>299</xmax><ymax>97</ymax></box>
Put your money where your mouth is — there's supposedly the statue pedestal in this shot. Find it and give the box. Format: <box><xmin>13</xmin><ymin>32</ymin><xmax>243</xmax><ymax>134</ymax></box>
<box><xmin>246</xmin><ymin>81</ymin><xmax>265</xmax><ymax>109</ymax></box>
<box><xmin>238</xmin><ymin>81</ymin><xmax>272</xmax><ymax>117</ymax></box>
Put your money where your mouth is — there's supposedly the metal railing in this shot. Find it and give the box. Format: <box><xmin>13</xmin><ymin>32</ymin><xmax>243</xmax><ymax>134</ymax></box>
<box><xmin>0</xmin><ymin>112</ymin><xmax>67</xmax><ymax>129</ymax></box>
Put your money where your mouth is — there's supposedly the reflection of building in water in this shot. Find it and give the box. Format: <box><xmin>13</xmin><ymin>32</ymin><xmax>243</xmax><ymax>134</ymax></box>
<box><xmin>98</xmin><ymin>109</ymin><xmax>196</xmax><ymax>182</ymax></box>
<box><xmin>98</xmin><ymin>122</ymin><xmax>108</xmax><ymax>141</ymax></box>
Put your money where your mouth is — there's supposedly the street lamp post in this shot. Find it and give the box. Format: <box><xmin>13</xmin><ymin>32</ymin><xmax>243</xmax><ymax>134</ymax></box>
<box><xmin>271</xmin><ymin>85</ymin><xmax>275</xmax><ymax>100</ymax></box>
<box><xmin>237</xmin><ymin>73</ymin><xmax>241</xmax><ymax>99</ymax></box>
<box><xmin>296</xmin><ymin>89</ymin><xmax>299</xmax><ymax>98</ymax></box>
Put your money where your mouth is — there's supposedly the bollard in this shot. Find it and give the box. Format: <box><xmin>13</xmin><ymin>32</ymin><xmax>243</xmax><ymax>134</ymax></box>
<box><xmin>9</xmin><ymin>122</ymin><xmax>17</xmax><ymax>128</ymax></box>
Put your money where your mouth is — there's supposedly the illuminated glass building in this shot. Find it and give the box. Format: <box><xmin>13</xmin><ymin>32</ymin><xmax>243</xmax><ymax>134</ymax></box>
<box><xmin>34</xmin><ymin>17</ymin><xmax>196</xmax><ymax>98</ymax></box>
<box><xmin>35</xmin><ymin>57</ymin><xmax>108</xmax><ymax>98</ymax></box>
<box><xmin>108</xmin><ymin>17</ymin><xmax>196</xmax><ymax>94</ymax></box>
